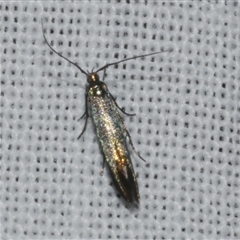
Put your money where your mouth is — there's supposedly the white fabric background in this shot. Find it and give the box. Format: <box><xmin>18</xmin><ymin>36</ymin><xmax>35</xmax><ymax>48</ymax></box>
<box><xmin>1</xmin><ymin>1</ymin><xmax>239</xmax><ymax>239</ymax></box>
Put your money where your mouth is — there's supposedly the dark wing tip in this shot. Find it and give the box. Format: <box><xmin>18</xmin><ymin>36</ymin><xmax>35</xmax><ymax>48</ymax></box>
<box><xmin>110</xmin><ymin>164</ymin><xmax>140</xmax><ymax>204</ymax></box>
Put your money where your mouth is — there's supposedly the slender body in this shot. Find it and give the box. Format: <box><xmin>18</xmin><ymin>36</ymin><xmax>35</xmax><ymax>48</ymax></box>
<box><xmin>41</xmin><ymin>20</ymin><xmax>171</xmax><ymax>203</ymax></box>
<box><xmin>87</xmin><ymin>76</ymin><xmax>139</xmax><ymax>202</ymax></box>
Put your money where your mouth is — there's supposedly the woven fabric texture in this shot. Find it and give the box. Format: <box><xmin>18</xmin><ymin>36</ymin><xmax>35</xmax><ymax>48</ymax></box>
<box><xmin>1</xmin><ymin>1</ymin><xmax>239</xmax><ymax>239</ymax></box>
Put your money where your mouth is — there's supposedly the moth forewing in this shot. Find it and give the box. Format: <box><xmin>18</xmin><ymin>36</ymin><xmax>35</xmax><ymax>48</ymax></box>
<box><xmin>87</xmin><ymin>79</ymin><xmax>140</xmax><ymax>203</ymax></box>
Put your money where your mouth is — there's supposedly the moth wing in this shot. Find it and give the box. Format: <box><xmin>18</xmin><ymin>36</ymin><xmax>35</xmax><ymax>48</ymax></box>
<box><xmin>107</xmin><ymin>142</ymin><xmax>139</xmax><ymax>203</ymax></box>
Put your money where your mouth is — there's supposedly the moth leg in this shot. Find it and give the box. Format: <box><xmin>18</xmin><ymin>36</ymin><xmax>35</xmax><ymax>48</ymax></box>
<box><xmin>102</xmin><ymin>68</ymin><xmax>107</xmax><ymax>81</ymax></box>
<box><xmin>78</xmin><ymin>110</ymin><xmax>86</xmax><ymax>121</ymax></box>
<box><xmin>77</xmin><ymin>92</ymin><xmax>89</xmax><ymax>140</ymax></box>
<box><xmin>109</xmin><ymin>91</ymin><xmax>136</xmax><ymax>116</ymax></box>
<box><xmin>118</xmin><ymin>106</ymin><xmax>136</xmax><ymax>117</ymax></box>
<box><xmin>100</xmin><ymin>158</ymin><xmax>106</xmax><ymax>176</ymax></box>
<box><xmin>77</xmin><ymin>114</ymin><xmax>89</xmax><ymax>139</ymax></box>
<box><xmin>125</xmin><ymin>129</ymin><xmax>146</xmax><ymax>162</ymax></box>
<box><xmin>103</xmin><ymin>73</ymin><xmax>135</xmax><ymax>116</ymax></box>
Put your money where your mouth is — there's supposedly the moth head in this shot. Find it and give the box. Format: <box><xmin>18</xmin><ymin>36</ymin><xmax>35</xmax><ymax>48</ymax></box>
<box><xmin>87</xmin><ymin>73</ymin><xmax>100</xmax><ymax>83</ymax></box>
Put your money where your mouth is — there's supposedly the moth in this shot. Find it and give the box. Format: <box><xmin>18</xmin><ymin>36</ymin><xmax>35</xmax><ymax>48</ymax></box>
<box><xmin>41</xmin><ymin>21</ymin><xmax>169</xmax><ymax>204</ymax></box>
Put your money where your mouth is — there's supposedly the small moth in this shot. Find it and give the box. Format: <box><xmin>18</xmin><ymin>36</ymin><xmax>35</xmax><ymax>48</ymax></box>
<box><xmin>42</xmin><ymin>21</ymin><xmax>169</xmax><ymax>204</ymax></box>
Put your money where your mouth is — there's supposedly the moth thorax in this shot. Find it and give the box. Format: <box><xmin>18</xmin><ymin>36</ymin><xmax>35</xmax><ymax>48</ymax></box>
<box><xmin>95</xmin><ymin>86</ymin><xmax>102</xmax><ymax>96</ymax></box>
<box><xmin>90</xmin><ymin>84</ymin><xmax>106</xmax><ymax>97</ymax></box>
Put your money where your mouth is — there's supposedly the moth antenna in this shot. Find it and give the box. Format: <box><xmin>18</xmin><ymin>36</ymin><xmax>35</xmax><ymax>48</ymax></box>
<box><xmin>41</xmin><ymin>19</ymin><xmax>88</xmax><ymax>76</ymax></box>
<box><xmin>96</xmin><ymin>48</ymin><xmax>173</xmax><ymax>73</ymax></box>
